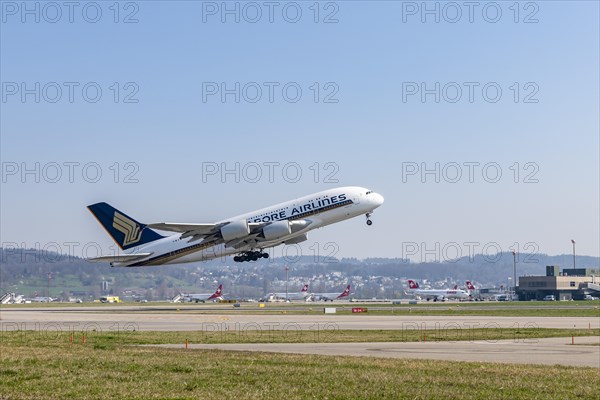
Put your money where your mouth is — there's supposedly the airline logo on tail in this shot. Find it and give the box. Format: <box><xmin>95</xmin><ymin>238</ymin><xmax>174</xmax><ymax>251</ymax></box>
<box><xmin>337</xmin><ymin>285</ymin><xmax>351</xmax><ymax>299</ymax></box>
<box><xmin>208</xmin><ymin>284</ymin><xmax>223</xmax><ymax>300</ymax></box>
<box><xmin>466</xmin><ymin>281</ymin><xmax>475</xmax><ymax>291</ymax></box>
<box><xmin>408</xmin><ymin>280</ymin><xmax>419</xmax><ymax>289</ymax></box>
<box><xmin>113</xmin><ymin>211</ymin><xmax>142</xmax><ymax>247</ymax></box>
<box><xmin>301</xmin><ymin>284</ymin><xmax>309</xmax><ymax>292</ymax></box>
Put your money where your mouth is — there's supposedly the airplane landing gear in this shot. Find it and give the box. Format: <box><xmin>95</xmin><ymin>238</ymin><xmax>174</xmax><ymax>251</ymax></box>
<box><xmin>366</xmin><ymin>212</ymin><xmax>373</xmax><ymax>226</ymax></box>
<box><xmin>234</xmin><ymin>250</ymin><xmax>269</xmax><ymax>262</ymax></box>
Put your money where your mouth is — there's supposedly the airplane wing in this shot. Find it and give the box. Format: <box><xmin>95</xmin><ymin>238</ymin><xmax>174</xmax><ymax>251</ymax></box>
<box><xmin>147</xmin><ymin>222</ymin><xmax>266</xmax><ymax>243</ymax></box>
<box><xmin>146</xmin><ymin>223</ymin><xmax>217</xmax><ymax>234</ymax></box>
<box><xmin>87</xmin><ymin>253</ymin><xmax>153</xmax><ymax>263</ymax></box>
<box><xmin>148</xmin><ymin>222</ymin><xmax>266</xmax><ymax>232</ymax></box>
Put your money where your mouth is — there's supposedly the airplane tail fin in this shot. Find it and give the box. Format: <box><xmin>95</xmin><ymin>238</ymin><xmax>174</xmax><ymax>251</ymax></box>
<box><xmin>87</xmin><ymin>202</ymin><xmax>164</xmax><ymax>251</ymax></box>
<box><xmin>338</xmin><ymin>285</ymin><xmax>351</xmax><ymax>298</ymax></box>
<box><xmin>208</xmin><ymin>284</ymin><xmax>223</xmax><ymax>300</ymax></box>
<box><xmin>466</xmin><ymin>281</ymin><xmax>475</xmax><ymax>291</ymax></box>
<box><xmin>408</xmin><ymin>280</ymin><xmax>419</xmax><ymax>289</ymax></box>
<box><xmin>301</xmin><ymin>284</ymin><xmax>309</xmax><ymax>292</ymax></box>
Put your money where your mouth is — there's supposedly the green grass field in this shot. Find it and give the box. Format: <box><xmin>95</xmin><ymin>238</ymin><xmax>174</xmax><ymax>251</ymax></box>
<box><xmin>3</xmin><ymin>300</ymin><xmax>599</xmax><ymax>318</ymax></box>
<box><xmin>3</xmin><ymin>328</ymin><xmax>598</xmax><ymax>347</ymax></box>
<box><xmin>1</xmin><ymin>329</ymin><xmax>599</xmax><ymax>400</ymax></box>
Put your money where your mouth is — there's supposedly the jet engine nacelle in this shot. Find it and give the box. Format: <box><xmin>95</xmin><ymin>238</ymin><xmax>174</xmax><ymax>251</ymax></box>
<box><xmin>221</xmin><ymin>219</ymin><xmax>250</xmax><ymax>241</ymax></box>
<box><xmin>262</xmin><ymin>220</ymin><xmax>292</xmax><ymax>241</ymax></box>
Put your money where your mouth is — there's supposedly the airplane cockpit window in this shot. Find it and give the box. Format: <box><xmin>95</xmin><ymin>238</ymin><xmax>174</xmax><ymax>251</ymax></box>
<box><xmin>366</xmin><ymin>191</ymin><xmax>372</xmax><ymax>195</ymax></box>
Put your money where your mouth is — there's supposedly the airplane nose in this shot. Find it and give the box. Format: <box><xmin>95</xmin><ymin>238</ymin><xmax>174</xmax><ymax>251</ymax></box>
<box><xmin>372</xmin><ymin>192</ymin><xmax>384</xmax><ymax>207</ymax></box>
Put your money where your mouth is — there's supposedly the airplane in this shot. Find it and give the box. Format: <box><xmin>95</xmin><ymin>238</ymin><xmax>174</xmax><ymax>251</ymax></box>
<box><xmin>407</xmin><ymin>280</ymin><xmax>471</xmax><ymax>302</ymax></box>
<box><xmin>182</xmin><ymin>284</ymin><xmax>223</xmax><ymax>303</ymax></box>
<box><xmin>86</xmin><ymin>187</ymin><xmax>384</xmax><ymax>267</ymax></box>
<box><xmin>263</xmin><ymin>284</ymin><xmax>309</xmax><ymax>302</ymax></box>
<box><xmin>28</xmin><ymin>296</ymin><xmax>55</xmax><ymax>303</ymax></box>
<box><xmin>307</xmin><ymin>284</ymin><xmax>352</xmax><ymax>301</ymax></box>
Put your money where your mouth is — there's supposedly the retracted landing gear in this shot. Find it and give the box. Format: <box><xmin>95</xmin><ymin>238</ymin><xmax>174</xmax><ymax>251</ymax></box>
<box><xmin>234</xmin><ymin>250</ymin><xmax>269</xmax><ymax>262</ymax></box>
<box><xmin>366</xmin><ymin>212</ymin><xmax>373</xmax><ymax>226</ymax></box>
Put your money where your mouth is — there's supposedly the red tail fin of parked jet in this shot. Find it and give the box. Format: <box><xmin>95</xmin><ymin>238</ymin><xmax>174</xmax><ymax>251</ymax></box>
<box><xmin>337</xmin><ymin>285</ymin><xmax>351</xmax><ymax>299</ymax></box>
<box><xmin>466</xmin><ymin>281</ymin><xmax>475</xmax><ymax>291</ymax></box>
<box><xmin>301</xmin><ymin>284</ymin><xmax>309</xmax><ymax>293</ymax></box>
<box><xmin>207</xmin><ymin>284</ymin><xmax>223</xmax><ymax>300</ymax></box>
<box><xmin>408</xmin><ymin>280</ymin><xmax>419</xmax><ymax>289</ymax></box>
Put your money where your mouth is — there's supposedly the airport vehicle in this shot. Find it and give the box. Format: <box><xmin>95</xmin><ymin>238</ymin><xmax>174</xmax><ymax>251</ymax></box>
<box><xmin>100</xmin><ymin>296</ymin><xmax>122</xmax><ymax>303</ymax></box>
<box><xmin>543</xmin><ymin>295</ymin><xmax>556</xmax><ymax>301</ymax></box>
<box><xmin>584</xmin><ymin>295</ymin><xmax>599</xmax><ymax>300</ymax></box>
<box><xmin>407</xmin><ymin>280</ymin><xmax>471</xmax><ymax>302</ymax></box>
<box><xmin>496</xmin><ymin>294</ymin><xmax>509</xmax><ymax>301</ymax></box>
<box><xmin>87</xmin><ymin>187</ymin><xmax>384</xmax><ymax>267</ymax></box>
<box><xmin>183</xmin><ymin>284</ymin><xmax>223</xmax><ymax>303</ymax></box>
<box><xmin>263</xmin><ymin>284</ymin><xmax>309</xmax><ymax>302</ymax></box>
<box><xmin>307</xmin><ymin>285</ymin><xmax>352</xmax><ymax>301</ymax></box>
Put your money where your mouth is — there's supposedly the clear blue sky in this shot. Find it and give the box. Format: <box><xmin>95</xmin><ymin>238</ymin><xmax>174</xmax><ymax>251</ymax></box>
<box><xmin>1</xmin><ymin>1</ymin><xmax>598</xmax><ymax>261</ymax></box>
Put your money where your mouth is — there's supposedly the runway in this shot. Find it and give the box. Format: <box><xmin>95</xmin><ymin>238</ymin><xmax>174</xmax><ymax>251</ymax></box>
<box><xmin>147</xmin><ymin>336</ymin><xmax>600</xmax><ymax>367</ymax></box>
<box><xmin>2</xmin><ymin>306</ymin><xmax>599</xmax><ymax>367</ymax></box>
<box><xmin>1</xmin><ymin>307</ymin><xmax>599</xmax><ymax>331</ymax></box>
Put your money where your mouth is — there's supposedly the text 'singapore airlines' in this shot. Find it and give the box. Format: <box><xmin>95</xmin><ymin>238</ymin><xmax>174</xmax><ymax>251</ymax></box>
<box><xmin>87</xmin><ymin>186</ymin><xmax>384</xmax><ymax>267</ymax></box>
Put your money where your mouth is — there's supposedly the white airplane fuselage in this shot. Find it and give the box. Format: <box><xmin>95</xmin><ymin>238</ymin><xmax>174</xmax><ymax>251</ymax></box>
<box><xmin>411</xmin><ymin>288</ymin><xmax>470</xmax><ymax>301</ymax></box>
<box><xmin>111</xmin><ymin>187</ymin><xmax>383</xmax><ymax>267</ymax></box>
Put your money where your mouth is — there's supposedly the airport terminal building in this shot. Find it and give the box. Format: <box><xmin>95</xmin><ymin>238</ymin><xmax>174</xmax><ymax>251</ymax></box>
<box><xmin>517</xmin><ymin>266</ymin><xmax>600</xmax><ymax>301</ymax></box>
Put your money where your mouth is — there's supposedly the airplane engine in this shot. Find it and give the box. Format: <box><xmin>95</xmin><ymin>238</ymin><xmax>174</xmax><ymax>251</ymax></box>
<box><xmin>262</xmin><ymin>220</ymin><xmax>292</xmax><ymax>241</ymax></box>
<box><xmin>221</xmin><ymin>219</ymin><xmax>250</xmax><ymax>241</ymax></box>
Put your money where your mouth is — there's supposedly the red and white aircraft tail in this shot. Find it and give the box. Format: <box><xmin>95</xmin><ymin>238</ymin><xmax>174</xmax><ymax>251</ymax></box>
<box><xmin>407</xmin><ymin>279</ymin><xmax>419</xmax><ymax>289</ymax></box>
<box><xmin>336</xmin><ymin>285</ymin><xmax>351</xmax><ymax>299</ymax></box>
<box><xmin>301</xmin><ymin>284</ymin><xmax>309</xmax><ymax>293</ymax></box>
<box><xmin>466</xmin><ymin>281</ymin><xmax>476</xmax><ymax>291</ymax></box>
<box><xmin>207</xmin><ymin>284</ymin><xmax>223</xmax><ymax>300</ymax></box>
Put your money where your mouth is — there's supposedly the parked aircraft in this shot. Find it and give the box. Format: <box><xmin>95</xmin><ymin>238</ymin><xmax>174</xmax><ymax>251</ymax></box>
<box><xmin>183</xmin><ymin>284</ymin><xmax>223</xmax><ymax>303</ymax></box>
<box><xmin>407</xmin><ymin>280</ymin><xmax>471</xmax><ymax>301</ymax></box>
<box><xmin>262</xmin><ymin>284</ymin><xmax>309</xmax><ymax>302</ymax></box>
<box><xmin>307</xmin><ymin>285</ymin><xmax>352</xmax><ymax>301</ymax></box>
